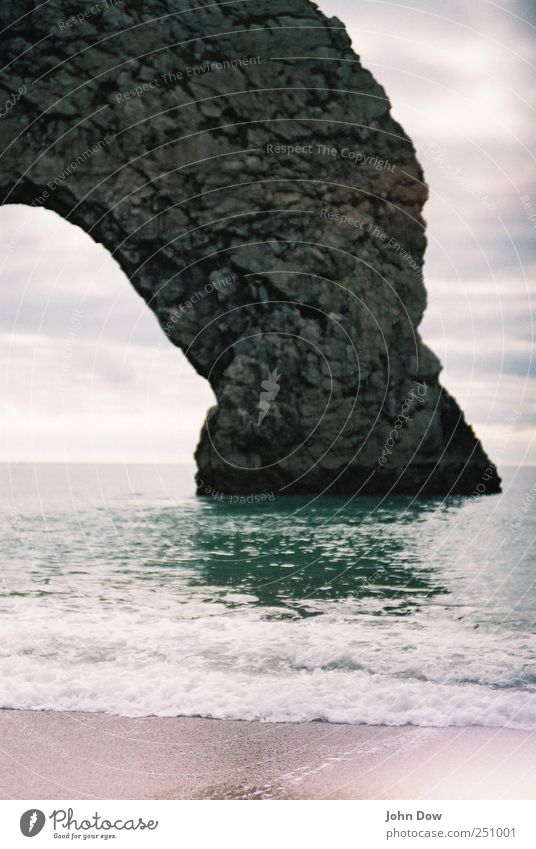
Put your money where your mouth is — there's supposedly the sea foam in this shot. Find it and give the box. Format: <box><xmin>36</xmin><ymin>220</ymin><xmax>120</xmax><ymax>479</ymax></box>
<box><xmin>1</xmin><ymin>602</ymin><xmax>535</xmax><ymax>728</ymax></box>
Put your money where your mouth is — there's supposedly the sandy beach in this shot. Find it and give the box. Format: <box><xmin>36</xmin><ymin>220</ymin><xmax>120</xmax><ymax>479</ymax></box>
<box><xmin>0</xmin><ymin>710</ymin><xmax>535</xmax><ymax>800</ymax></box>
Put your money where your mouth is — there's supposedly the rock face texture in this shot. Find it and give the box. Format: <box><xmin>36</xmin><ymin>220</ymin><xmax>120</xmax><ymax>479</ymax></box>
<box><xmin>0</xmin><ymin>0</ymin><xmax>500</xmax><ymax>495</ymax></box>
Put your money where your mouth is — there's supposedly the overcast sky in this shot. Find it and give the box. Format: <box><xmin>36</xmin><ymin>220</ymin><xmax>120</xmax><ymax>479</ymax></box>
<box><xmin>1</xmin><ymin>0</ymin><xmax>534</xmax><ymax>466</ymax></box>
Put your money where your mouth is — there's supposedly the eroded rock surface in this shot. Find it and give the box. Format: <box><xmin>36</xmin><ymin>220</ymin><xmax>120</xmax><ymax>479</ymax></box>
<box><xmin>0</xmin><ymin>0</ymin><xmax>500</xmax><ymax>495</ymax></box>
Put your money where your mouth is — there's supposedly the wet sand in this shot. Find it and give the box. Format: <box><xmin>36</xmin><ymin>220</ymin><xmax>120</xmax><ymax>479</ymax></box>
<box><xmin>0</xmin><ymin>710</ymin><xmax>534</xmax><ymax>800</ymax></box>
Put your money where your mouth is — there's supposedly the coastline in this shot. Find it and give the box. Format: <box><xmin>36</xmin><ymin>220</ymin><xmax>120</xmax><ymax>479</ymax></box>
<box><xmin>0</xmin><ymin>710</ymin><xmax>535</xmax><ymax>800</ymax></box>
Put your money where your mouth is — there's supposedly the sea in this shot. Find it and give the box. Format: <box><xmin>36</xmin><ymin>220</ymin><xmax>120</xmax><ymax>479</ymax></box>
<box><xmin>1</xmin><ymin>462</ymin><xmax>535</xmax><ymax>729</ymax></box>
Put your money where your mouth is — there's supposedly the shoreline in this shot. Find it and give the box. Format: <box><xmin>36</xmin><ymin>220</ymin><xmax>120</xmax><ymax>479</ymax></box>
<box><xmin>0</xmin><ymin>710</ymin><xmax>535</xmax><ymax>800</ymax></box>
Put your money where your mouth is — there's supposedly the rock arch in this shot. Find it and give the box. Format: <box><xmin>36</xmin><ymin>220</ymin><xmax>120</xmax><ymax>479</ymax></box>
<box><xmin>0</xmin><ymin>0</ymin><xmax>500</xmax><ymax>495</ymax></box>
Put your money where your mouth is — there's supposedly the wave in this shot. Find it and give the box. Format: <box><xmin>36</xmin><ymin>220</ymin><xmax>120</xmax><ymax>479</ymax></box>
<box><xmin>1</xmin><ymin>604</ymin><xmax>535</xmax><ymax>729</ymax></box>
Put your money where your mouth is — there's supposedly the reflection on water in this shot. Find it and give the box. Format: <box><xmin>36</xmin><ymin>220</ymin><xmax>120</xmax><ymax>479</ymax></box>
<box><xmin>188</xmin><ymin>495</ymin><xmax>449</xmax><ymax>615</ymax></box>
<box><xmin>2</xmin><ymin>463</ymin><xmax>533</xmax><ymax>627</ymax></box>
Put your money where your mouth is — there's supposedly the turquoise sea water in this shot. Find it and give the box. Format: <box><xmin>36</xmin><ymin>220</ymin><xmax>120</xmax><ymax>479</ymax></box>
<box><xmin>0</xmin><ymin>463</ymin><xmax>535</xmax><ymax>727</ymax></box>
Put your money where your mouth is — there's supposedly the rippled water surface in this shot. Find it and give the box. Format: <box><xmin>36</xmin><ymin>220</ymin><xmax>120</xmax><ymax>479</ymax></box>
<box><xmin>1</xmin><ymin>463</ymin><xmax>535</xmax><ymax>727</ymax></box>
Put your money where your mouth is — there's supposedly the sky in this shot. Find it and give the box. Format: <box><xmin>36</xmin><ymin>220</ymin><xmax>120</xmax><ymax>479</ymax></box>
<box><xmin>0</xmin><ymin>0</ymin><xmax>534</xmax><ymax>466</ymax></box>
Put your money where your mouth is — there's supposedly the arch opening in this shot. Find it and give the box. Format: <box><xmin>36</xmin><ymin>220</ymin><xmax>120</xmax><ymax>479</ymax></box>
<box><xmin>0</xmin><ymin>204</ymin><xmax>214</xmax><ymax>469</ymax></box>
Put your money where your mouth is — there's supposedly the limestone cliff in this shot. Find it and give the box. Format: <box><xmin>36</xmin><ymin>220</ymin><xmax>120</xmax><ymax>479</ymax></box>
<box><xmin>0</xmin><ymin>0</ymin><xmax>500</xmax><ymax>495</ymax></box>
